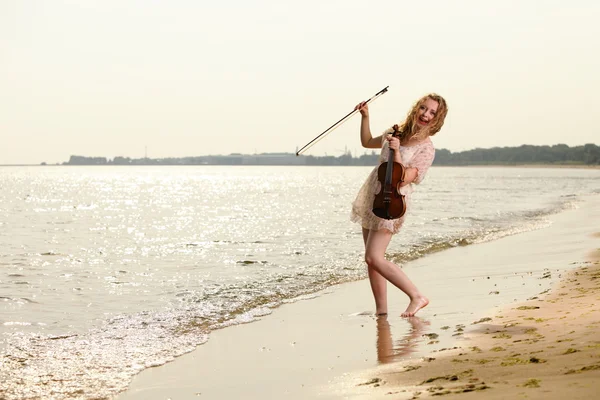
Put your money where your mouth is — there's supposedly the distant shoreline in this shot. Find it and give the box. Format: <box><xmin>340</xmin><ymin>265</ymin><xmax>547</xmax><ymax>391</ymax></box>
<box><xmin>5</xmin><ymin>143</ymin><xmax>598</xmax><ymax>167</ymax></box>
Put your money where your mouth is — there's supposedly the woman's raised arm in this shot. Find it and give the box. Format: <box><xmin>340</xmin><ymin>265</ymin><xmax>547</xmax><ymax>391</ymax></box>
<box><xmin>355</xmin><ymin>101</ymin><xmax>383</xmax><ymax>148</ymax></box>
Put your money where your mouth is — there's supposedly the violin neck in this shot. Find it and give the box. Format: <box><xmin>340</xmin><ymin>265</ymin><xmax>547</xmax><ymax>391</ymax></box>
<box><xmin>384</xmin><ymin>148</ymin><xmax>395</xmax><ymax>187</ymax></box>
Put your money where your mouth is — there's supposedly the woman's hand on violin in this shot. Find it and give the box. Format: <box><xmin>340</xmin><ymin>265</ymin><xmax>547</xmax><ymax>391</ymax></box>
<box><xmin>389</xmin><ymin>136</ymin><xmax>404</xmax><ymax>165</ymax></box>
<box><xmin>387</xmin><ymin>135</ymin><xmax>400</xmax><ymax>152</ymax></box>
<box><xmin>399</xmin><ymin>167</ymin><xmax>419</xmax><ymax>187</ymax></box>
<box><xmin>354</xmin><ymin>101</ymin><xmax>369</xmax><ymax>118</ymax></box>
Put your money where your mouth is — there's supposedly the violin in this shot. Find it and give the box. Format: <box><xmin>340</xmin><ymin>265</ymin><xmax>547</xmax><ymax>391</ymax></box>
<box><xmin>372</xmin><ymin>124</ymin><xmax>406</xmax><ymax>220</ymax></box>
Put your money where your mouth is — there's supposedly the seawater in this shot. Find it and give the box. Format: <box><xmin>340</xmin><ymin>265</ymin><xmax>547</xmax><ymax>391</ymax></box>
<box><xmin>1</xmin><ymin>165</ymin><xmax>599</xmax><ymax>399</ymax></box>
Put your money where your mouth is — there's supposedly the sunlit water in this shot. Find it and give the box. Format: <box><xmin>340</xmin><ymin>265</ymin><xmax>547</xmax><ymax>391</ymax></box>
<box><xmin>1</xmin><ymin>165</ymin><xmax>599</xmax><ymax>399</ymax></box>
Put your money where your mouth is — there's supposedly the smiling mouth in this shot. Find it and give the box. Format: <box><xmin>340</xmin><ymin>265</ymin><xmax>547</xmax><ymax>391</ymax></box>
<box><xmin>418</xmin><ymin>119</ymin><xmax>429</xmax><ymax>125</ymax></box>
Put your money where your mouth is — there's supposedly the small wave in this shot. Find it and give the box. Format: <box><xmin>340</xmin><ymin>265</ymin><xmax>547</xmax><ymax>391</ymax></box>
<box><xmin>3</xmin><ymin>321</ymin><xmax>32</xmax><ymax>326</ymax></box>
<box><xmin>1</xmin><ymin>310</ymin><xmax>211</xmax><ymax>400</ymax></box>
<box><xmin>445</xmin><ymin>216</ymin><xmax>486</xmax><ymax>222</ymax></box>
<box><xmin>236</xmin><ymin>260</ymin><xmax>268</xmax><ymax>265</ymax></box>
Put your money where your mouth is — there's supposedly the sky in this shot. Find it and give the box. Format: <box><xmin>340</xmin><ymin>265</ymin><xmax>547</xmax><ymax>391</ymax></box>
<box><xmin>1</xmin><ymin>0</ymin><xmax>599</xmax><ymax>164</ymax></box>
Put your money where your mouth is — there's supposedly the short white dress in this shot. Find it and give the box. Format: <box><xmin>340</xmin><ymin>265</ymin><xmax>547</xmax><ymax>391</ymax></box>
<box><xmin>350</xmin><ymin>135</ymin><xmax>435</xmax><ymax>234</ymax></box>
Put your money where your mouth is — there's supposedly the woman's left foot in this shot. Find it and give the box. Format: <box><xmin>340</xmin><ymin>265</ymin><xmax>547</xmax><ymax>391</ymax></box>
<box><xmin>401</xmin><ymin>296</ymin><xmax>429</xmax><ymax>317</ymax></box>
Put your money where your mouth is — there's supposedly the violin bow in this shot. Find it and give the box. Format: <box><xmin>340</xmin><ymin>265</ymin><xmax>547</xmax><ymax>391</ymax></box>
<box><xmin>295</xmin><ymin>86</ymin><xmax>389</xmax><ymax>156</ymax></box>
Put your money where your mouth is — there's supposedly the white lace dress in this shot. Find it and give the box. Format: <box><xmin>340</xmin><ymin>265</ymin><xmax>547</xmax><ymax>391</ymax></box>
<box><xmin>350</xmin><ymin>136</ymin><xmax>436</xmax><ymax>234</ymax></box>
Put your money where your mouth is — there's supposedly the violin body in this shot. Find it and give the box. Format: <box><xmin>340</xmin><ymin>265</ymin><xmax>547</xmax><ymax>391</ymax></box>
<box><xmin>372</xmin><ymin>126</ymin><xmax>407</xmax><ymax>220</ymax></box>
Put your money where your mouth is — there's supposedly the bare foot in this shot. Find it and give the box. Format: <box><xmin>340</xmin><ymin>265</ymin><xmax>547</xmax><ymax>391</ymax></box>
<box><xmin>401</xmin><ymin>296</ymin><xmax>429</xmax><ymax>317</ymax></box>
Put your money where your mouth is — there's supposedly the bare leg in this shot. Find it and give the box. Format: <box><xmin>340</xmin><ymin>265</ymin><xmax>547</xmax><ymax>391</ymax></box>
<box><xmin>364</xmin><ymin>229</ymin><xmax>429</xmax><ymax>317</ymax></box>
<box><xmin>363</xmin><ymin>228</ymin><xmax>387</xmax><ymax>315</ymax></box>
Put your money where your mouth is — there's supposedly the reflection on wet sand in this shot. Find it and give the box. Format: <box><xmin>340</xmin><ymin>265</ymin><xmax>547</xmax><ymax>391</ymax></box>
<box><xmin>376</xmin><ymin>316</ymin><xmax>429</xmax><ymax>364</ymax></box>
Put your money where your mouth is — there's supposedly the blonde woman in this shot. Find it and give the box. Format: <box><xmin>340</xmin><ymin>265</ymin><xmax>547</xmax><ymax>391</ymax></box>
<box><xmin>351</xmin><ymin>94</ymin><xmax>448</xmax><ymax>317</ymax></box>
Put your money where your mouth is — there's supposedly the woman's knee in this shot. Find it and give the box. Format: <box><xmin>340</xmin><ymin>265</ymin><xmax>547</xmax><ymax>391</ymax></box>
<box><xmin>365</xmin><ymin>253</ymin><xmax>384</xmax><ymax>269</ymax></box>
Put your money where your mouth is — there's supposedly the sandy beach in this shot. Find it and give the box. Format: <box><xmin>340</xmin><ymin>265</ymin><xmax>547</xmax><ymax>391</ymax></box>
<box><xmin>117</xmin><ymin>195</ymin><xmax>600</xmax><ymax>400</ymax></box>
<box><xmin>342</xmin><ymin>249</ymin><xmax>600</xmax><ymax>399</ymax></box>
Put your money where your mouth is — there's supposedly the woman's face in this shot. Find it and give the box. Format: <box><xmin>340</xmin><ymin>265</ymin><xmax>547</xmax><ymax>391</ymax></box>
<box><xmin>416</xmin><ymin>98</ymin><xmax>439</xmax><ymax>127</ymax></box>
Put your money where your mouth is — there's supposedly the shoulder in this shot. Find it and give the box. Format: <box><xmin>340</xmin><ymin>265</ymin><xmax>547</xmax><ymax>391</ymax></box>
<box><xmin>416</xmin><ymin>139</ymin><xmax>435</xmax><ymax>160</ymax></box>
<box><xmin>413</xmin><ymin>138</ymin><xmax>434</xmax><ymax>152</ymax></box>
<box><xmin>423</xmin><ymin>138</ymin><xmax>434</xmax><ymax>149</ymax></box>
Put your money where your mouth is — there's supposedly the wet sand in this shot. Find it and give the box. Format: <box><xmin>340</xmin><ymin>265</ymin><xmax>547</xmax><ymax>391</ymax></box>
<box><xmin>340</xmin><ymin>258</ymin><xmax>600</xmax><ymax>399</ymax></box>
<box><xmin>117</xmin><ymin>195</ymin><xmax>600</xmax><ymax>400</ymax></box>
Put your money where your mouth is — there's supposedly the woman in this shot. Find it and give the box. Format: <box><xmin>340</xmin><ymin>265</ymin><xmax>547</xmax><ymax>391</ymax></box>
<box><xmin>351</xmin><ymin>94</ymin><xmax>448</xmax><ymax>317</ymax></box>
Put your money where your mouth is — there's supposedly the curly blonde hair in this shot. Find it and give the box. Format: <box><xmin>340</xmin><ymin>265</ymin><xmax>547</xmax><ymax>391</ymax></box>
<box><xmin>387</xmin><ymin>94</ymin><xmax>448</xmax><ymax>143</ymax></box>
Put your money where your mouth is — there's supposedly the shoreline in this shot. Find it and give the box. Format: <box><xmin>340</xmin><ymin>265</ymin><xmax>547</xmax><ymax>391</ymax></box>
<box><xmin>117</xmin><ymin>196</ymin><xmax>600</xmax><ymax>400</ymax></box>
